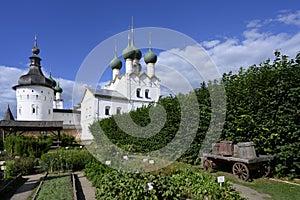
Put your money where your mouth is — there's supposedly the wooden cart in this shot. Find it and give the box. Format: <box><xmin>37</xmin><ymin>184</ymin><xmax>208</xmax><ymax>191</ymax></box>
<box><xmin>202</xmin><ymin>141</ymin><xmax>274</xmax><ymax>181</ymax></box>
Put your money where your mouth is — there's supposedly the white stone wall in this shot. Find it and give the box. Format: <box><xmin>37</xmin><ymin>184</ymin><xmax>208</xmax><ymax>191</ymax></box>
<box><xmin>16</xmin><ymin>85</ymin><xmax>54</xmax><ymax>121</ymax></box>
<box><xmin>80</xmin><ymin>89</ymin><xmax>96</xmax><ymax>140</ymax></box>
<box><xmin>53</xmin><ymin>111</ymin><xmax>81</xmax><ymax>126</ymax></box>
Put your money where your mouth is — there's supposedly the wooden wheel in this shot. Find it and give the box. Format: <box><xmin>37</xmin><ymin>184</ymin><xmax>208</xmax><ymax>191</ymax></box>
<box><xmin>203</xmin><ymin>159</ymin><xmax>214</xmax><ymax>171</ymax></box>
<box><xmin>259</xmin><ymin>163</ymin><xmax>271</xmax><ymax>177</ymax></box>
<box><xmin>232</xmin><ymin>162</ymin><xmax>250</xmax><ymax>181</ymax></box>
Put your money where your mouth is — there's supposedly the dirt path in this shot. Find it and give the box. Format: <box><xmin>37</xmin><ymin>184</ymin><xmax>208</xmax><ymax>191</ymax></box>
<box><xmin>75</xmin><ymin>171</ymin><xmax>96</xmax><ymax>200</ymax></box>
<box><xmin>231</xmin><ymin>182</ymin><xmax>272</xmax><ymax>200</ymax></box>
<box><xmin>10</xmin><ymin>173</ymin><xmax>44</xmax><ymax>200</ymax></box>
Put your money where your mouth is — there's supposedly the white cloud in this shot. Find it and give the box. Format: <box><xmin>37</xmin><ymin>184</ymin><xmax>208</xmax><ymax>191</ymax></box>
<box><xmin>155</xmin><ymin>10</ymin><xmax>300</xmax><ymax>94</ymax></box>
<box><xmin>202</xmin><ymin>40</ymin><xmax>220</xmax><ymax>48</ymax></box>
<box><xmin>276</xmin><ymin>10</ymin><xmax>300</xmax><ymax>26</ymax></box>
<box><xmin>246</xmin><ymin>19</ymin><xmax>263</xmax><ymax>28</ymax></box>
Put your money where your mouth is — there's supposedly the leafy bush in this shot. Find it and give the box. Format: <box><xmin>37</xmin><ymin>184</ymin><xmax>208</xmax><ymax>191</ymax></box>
<box><xmin>4</xmin><ymin>135</ymin><xmax>52</xmax><ymax>158</ymax></box>
<box><xmin>14</xmin><ymin>157</ymin><xmax>35</xmax><ymax>175</ymax></box>
<box><xmin>84</xmin><ymin>161</ymin><xmax>244</xmax><ymax>200</ymax></box>
<box><xmin>4</xmin><ymin>160</ymin><xmax>16</xmax><ymax>180</ymax></box>
<box><xmin>40</xmin><ymin>149</ymin><xmax>93</xmax><ymax>172</ymax></box>
<box><xmin>4</xmin><ymin>157</ymin><xmax>35</xmax><ymax>180</ymax></box>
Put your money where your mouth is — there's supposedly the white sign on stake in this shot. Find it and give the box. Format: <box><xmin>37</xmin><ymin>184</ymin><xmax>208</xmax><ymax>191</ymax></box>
<box><xmin>217</xmin><ymin>176</ymin><xmax>225</xmax><ymax>187</ymax></box>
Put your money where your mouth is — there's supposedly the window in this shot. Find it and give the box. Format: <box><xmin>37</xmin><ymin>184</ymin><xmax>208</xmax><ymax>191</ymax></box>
<box><xmin>44</xmin><ymin>96</ymin><xmax>46</xmax><ymax>101</ymax></box>
<box><xmin>145</xmin><ymin>89</ymin><xmax>150</xmax><ymax>99</ymax></box>
<box><xmin>32</xmin><ymin>105</ymin><xmax>36</xmax><ymax>114</ymax></box>
<box><xmin>48</xmin><ymin>109</ymin><xmax>51</xmax><ymax>115</ymax></box>
<box><xmin>36</xmin><ymin>95</ymin><xmax>39</xmax><ymax>100</ymax></box>
<box><xmin>116</xmin><ymin>107</ymin><xmax>121</xmax><ymax>114</ymax></box>
<box><xmin>27</xmin><ymin>94</ymin><xmax>29</xmax><ymax>99</ymax></box>
<box><xmin>18</xmin><ymin>107</ymin><xmax>22</xmax><ymax>115</ymax></box>
<box><xmin>136</xmin><ymin>88</ymin><xmax>141</xmax><ymax>98</ymax></box>
<box><xmin>41</xmin><ymin>91</ymin><xmax>43</xmax><ymax>93</ymax></box>
<box><xmin>105</xmin><ymin>106</ymin><xmax>110</xmax><ymax>115</ymax></box>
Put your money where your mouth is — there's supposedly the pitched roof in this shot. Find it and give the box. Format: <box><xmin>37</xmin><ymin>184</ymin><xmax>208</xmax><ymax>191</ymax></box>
<box><xmin>87</xmin><ymin>87</ymin><xmax>128</xmax><ymax>100</ymax></box>
<box><xmin>3</xmin><ymin>105</ymin><xmax>14</xmax><ymax>121</ymax></box>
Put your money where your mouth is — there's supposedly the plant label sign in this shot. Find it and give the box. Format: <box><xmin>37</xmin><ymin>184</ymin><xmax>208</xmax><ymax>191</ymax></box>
<box><xmin>217</xmin><ymin>176</ymin><xmax>225</xmax><ymax>187</ymax></box>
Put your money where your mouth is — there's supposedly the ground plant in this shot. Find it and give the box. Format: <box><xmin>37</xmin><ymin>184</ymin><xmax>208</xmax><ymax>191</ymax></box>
<box><xmin>84</xmin><ymin>161</ymin><xmax>245</xmax><ymax>200</ymax></box>
<box><xmin>36</xmin><ymin>173</ymin><xmax>73</xmax><ymax>200</ymax></box>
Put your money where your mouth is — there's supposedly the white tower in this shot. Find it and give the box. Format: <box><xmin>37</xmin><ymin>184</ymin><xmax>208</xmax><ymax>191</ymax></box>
<box><xmin>13</xmin><ymin>36</ymin><xmax>55</xmax><ymax>121</ymax></box>
<box><xmin>53</xmin><ymin>82</ymin><xmax>64</xmax><ymax>109</ymax></box>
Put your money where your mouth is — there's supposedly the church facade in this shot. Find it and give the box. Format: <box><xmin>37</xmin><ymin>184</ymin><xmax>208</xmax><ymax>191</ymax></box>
<box><xmin>10</xmin><ymin>29</ymin><xmax>160</xmax><ymax>140</ymax></box>
<box><xmin>80</xmin><ymin>29</ymin><xmax>160</xmax><ymax>139</ymax></box>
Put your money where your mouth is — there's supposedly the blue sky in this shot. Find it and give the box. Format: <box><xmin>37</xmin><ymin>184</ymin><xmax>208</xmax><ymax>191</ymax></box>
<box><xmin>1</xmin><ymin>0</ymin><xmax>300</xmax><ymax>117</ymax></box>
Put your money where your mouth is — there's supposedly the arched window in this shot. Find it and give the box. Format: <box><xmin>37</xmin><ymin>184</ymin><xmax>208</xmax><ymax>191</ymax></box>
<box><xmin>18</xmin><ymin>107</ymin><xmax>22</xmax><ymax>115</ymax></box>
<box><xmin>116</xmin><ymin>107</ymin><xmax>121</xmax><ymax>114</ymax></box>
<box><xmin>136</xmin><ymin>88</ymin><xmax>141</xmax><ymax>98</ymax></box>
<box><xmin>145</xmin><ymin>89</ymin><xmax>150</xmax><ymax>99</ymax></box>
<box><xmin>36</xmin><ymin>95</ymin><xmax>39</xmax><ymax>100</ymax></box>
<box><xmin>27</xmin><ymin>94</ymin><xmax>29</xmax><ymax>99</ymax></box>
<box><xmin>105</xmin><ymin>106</ymin><xmax>110</xmax><ymax>115</ymax></box>
<box><xmin>32</xmin><ymin>104</ymin><xmax>36</xmax><ymax>114</ymax></box>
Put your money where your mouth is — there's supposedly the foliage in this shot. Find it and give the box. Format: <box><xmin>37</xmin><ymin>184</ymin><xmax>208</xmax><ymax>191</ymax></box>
<box><xmin>36</xmin><ymin>173</ymin><xmax>73</xmax><ymax>200</ymax></box>
<box><xmin>4</xmin><ymin>157</ymin><xmax>35</xmax><ymax>180</ymax></box>
<box><xmin>90</xmin><ymin>51</ymin><xmax>300</xmax><ymax>178</ymax></box>
<box><xmin>4</xmin><ymin>160</ymin><xmax>16</xmax><ymax>180</ymax></box>
<box><xmin>4</xmin><ymin>135</ymin><xmax>52</xmax><ymax>158</ymax></box>
<box><xmin>221</xmin><ymin>51</ymin><xmax>300</xmax><ymax>177</ymax></box>
<box><xmin>84</xmin><ymin>161</ymin><xmax>244</xmax><ymax>200</ymax></box>
<box><xmin>40</xmin><ymin>149</ymin><xmax>93</xmax><ymax>172</ymax></box>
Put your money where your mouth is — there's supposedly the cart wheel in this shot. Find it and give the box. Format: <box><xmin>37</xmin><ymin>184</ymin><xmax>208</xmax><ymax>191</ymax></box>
<box><xmin>259</xmin><ymin>163</ymin><xmax>271</xmax><ymax>177</ymax></box>
<box><xmin>203</xmin><ymin>159</ymin><xmax>214</xmax><ymax>171</ymax></box>
<box><xmin>232</xmin><ymin>162</ymin><xmax>250</xmax><ymax>181</ymax></box>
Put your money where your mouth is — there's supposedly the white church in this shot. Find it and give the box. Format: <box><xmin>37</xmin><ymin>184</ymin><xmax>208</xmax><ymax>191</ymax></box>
<box><xmin>7</xmin><ymin>28</ymin><xmax>160</xmax><ymax>140</ymax></box>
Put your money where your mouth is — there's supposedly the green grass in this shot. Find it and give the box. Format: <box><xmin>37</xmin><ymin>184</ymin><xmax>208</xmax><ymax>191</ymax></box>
<box><xmin>215</xmin><ymin>171</ymin><xmax>300</xmax><ymax>200</ymax></box>
<box><xmin>36</xmin><ymin>173</ymin><xmax>73</xmax><ymax>200</ymax></box>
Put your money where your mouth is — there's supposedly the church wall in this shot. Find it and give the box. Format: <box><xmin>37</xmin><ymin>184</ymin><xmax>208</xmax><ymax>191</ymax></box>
<box><xmin>80</xmin><ymin>89</ymin><xmax>96</xmax><ymax>140</ymax></box>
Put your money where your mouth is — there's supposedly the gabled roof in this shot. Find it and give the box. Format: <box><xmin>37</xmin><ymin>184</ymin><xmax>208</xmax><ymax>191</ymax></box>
<box><xmin>80</xmin><ymin>87</ymin><xmax>128</xmax><ymax>103</ymax></box>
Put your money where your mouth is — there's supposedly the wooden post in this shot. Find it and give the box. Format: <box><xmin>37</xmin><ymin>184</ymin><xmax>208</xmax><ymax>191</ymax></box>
<box><xmin>58</xmin><ymin>130</ymin><xmax>61</xmax><ymax>147</ymax></box>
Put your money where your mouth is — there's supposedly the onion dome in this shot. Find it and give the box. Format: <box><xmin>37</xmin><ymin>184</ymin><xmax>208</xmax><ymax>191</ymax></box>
<box><xmin>122</xmin><ymin>44</ymin><xmax>135</xmax><ymax>60</ymax></box>
<box><xmin>144</xmin><ymin>49</ymin><xmax>157</xmax><ymax>64</ymax></box>
<box><xmin>12</xmin><ymin>35</ymin><xmax>54</xmax><ymax>90</ymax></box>
<box><xmin>48</xmin><ymin>73</ymin><xmax>57</xmax><ymax>87</ymax></box>
<box><xmin>110</xmin><ymin>56</ymin><xmax>122</xmax><ymax>70</ymax></box>
<box><xmin>54</xmin><ymin>83</ymin><xmax>63</xmax><ymax>93</ymax></box>
<box><xmin>133</xmin><ymin>47</ymin><xmax>142</xmax><ymax>60</ymax></box>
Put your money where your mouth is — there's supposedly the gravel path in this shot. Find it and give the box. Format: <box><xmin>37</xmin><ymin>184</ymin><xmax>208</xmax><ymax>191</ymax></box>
<box><xmin>75</xmin><ymin>171</ymin><xmax>96</xmax><ymax>200</ymax></box>
<box><xmin>231</xmin><ymin>182</ymin><xmax>272</xmax><ymax>200</ymax></box>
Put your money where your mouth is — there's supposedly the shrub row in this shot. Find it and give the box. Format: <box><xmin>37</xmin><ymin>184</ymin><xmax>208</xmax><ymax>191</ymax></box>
<box><xmin>40</xmin><ymin>149</ymin><xmax>93</xmax><ymax>172</ymax></box>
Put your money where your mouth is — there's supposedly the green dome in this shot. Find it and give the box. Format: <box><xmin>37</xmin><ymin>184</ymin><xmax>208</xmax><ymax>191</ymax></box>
<box><xmin>134</xmin><ymin>48</ymin><xmax>142</xmax><ymax>60</ymax></box>
<box><xmin>144</xmin><ymin>49</ymin><xmax>157</xmax><ymax>64</ymax></box>
<box><xmin>54</xmin><ymin>84</ymin><xmax>63</xmax><ymax>93</ymax></box>
<box><xmin>110</xmin><ymin>56</ymin><xmax>122</xmax><ymax>70</ymax></box>
<box><xmin>122</xmin><ymin>45</ymin><xmax>135</xmax><ymax>60</ymax></box>
<box><xmin>48</xmin><ymin>74</ymin><xmax>57</xmax><ymax>87</ymax></box>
